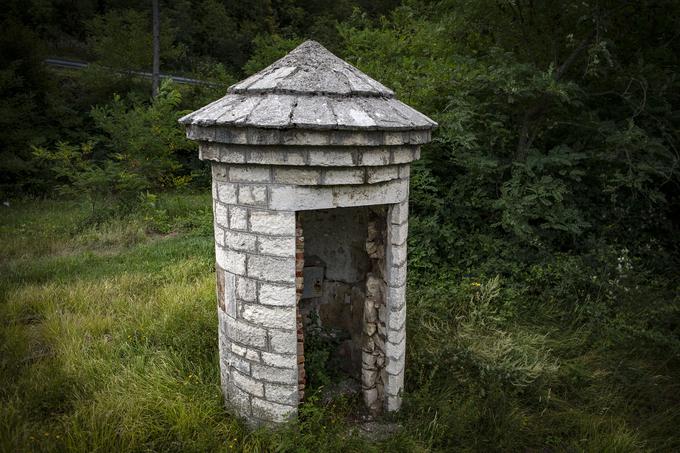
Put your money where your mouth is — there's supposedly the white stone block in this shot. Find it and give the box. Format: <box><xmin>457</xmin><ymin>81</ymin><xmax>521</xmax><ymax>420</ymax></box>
<box><xmin>386</xmin><ymin>284</ymin><xmax>406</xmax><ymax>311</ymax></box>
<box><xmin>259</xmin><ymin>283</ymin><xmax>296</xmax><ymax>307</ymax></box>
<box><xmin>398</xmin><ymin>164</ymin><xmax>410</xmax><ymax>179</ymax></box>
<box><xmin>366</xmin><ymin>166</ymin><xmax>399</xmax><ymax>184</ymax></box>
<box><xmin>226</xmin><ymin>381</ymin><xmax>251</xmax><ymax>414</ymax></box>
<box><xmin>232</xmin><ymin>369</ymin><xmax>264</xmax><ymax>397</ymax></box>
<box><xmin>214</xmin><ymin>224</ymin><xmax>225</xmax><ymax>247</ymax></box>
<box><xmin>387</xmin><ymin>242</ymin><xmax>407</xmax><ymax>268</ymax></box>
<box><xmin>269</xmin><ymin>328</ymin><xmax>297</xmax><ymax>354</ymax></box>
<box><xmin>323</xmin><ymin>168</ymin><xmax>364</xmax><ymax>185</ymax></box>
<box><xmin>236</xmin><ymin>276</ymin><xmax>257</xmax><ymax>302</ymax></box>
<box><xmin>385</xmin><ymin>337</ymin><xmax>405</xmax><ymax>361</ymax></box>
<box><xmin>224</xmin><ymin>316</ymin><xmax>267</xmax><ymax>348</ymax></box>
<box><xmin>388</xmin><ymin>305</ymin><xmax>406</xmax><ymax>331</ymax></box>
<box><xmin>229</xmin><ymin>206</ymin><xmax>248</xmax><ymax>230</ymax></box>
<box><xmin>264</xmin><ymin>382</ymin><xmax>298</xmax><ymax>405</ymax></box>
<box><xmin>389</xmin><ymin>221</ymin><xmax>408</xmax><ymax>245</ymax></box>
<box><xmin>390</xmin><ymin>201</ymin><xmax>409</xmax><ymax>225</ymax></box>
<box><xmin>238</xmin><ymin>184</ymin><xmax>268</xmax><ymax>206</ymax></box>
<box><xmin>216</xmin><ymin>247</ymin><xmax>246</xmax><ymax>276</ymax></box>
<box><xmin>387</xmin><ymin>261</ymin><xmax>407</xmax><ymax>287</ymax></box>
<box><xmin>251</xmin><ymin>397</ymin><xmax>296</xmax><ymax>422</ymax></box>
<box><xmin>273</xmin><ymin>168</ymin><xmax>320</xmax><ymax>185</ymax></box>
<box><xmin>217</xmin><ymin>182</ymin><xmax>238</xmax><ymax>204</ymax></box>
<box><xmin>249</xmin><ymin>210</ymin><xmax>295</xmax><ymax>236</ymax></box>
<box><xmin>241</xmin><ymin>303</ymin><xmax>296</xmax><ymax>329</ymax></box>
<box><xmin>258</xmin><ymin>235</ymin><xmax>295</xmax><ymax>257</ymax></box>
<box><xmin>386</xmin><ymin>395</ymin><xmax>402</xmax><ymax>412</ymax></box>
<box><xmin>226</xmin><ymin>352</ymin><xmax>251</xmax><ymax>374</ymax></box>
<box><xmin>392</xmin><ymin>147</ymin><xmax>415</xmax><ymax>163</ymax></box>
<box><xmin>232</xmin><ymin>343</ymin><xmax>260</xmax><ymax>361</ymax></box>
<box><xmin>269</xmin><ymin>185</ymin><xmax>334</xmax><ymax>210</ymax></box>
<box><xmin>224</xmin><ymin>271</ymin><xmax>237</xmax><ymax>318</ymax></box>
<box><xmin>308</xmin><ymin>150</ymin><xmax>354</xmax><ymax>166</ymax></box>
<box><xmin>261</xmin><ymin>351</ymin><xmax>296</xmax><ymax>369</ymax></box>
<box><xmin>229</xmin><ymin>165</ymin><xmax>271</xmax><ymax>183</ymax></box>
<box><xmin>251</xmin><ymin>363</ymin><xmax>297</xmax><ymax>384</ymax></box>
<box><xmin>385</xmin><ymin>353</ymin><xmax>405</xmax><ymax>375</ymax></box>
<box><xmin>214</xmin><ymin>202</ymin><xmax>228</xmax><ymax>228</ymax></box>
<box><xmin>386</xmin><ymin>371</ymin><xmax>405</xmax><ymax>397</ymax></box>
<box><xmin>359</xmin><ymin>149</ymin><xmax>390</xmax><ymax>166</ymax></box>
<box><xmin>247</xmin><ymin>254</ymin><xmax>295</xmax><ymax>283</ymax></box>
<box><xmin>225</xmin><ymin>230</ymin><xmax>257</xmax><ymax>252</ymax></box>
<box><xmin>332</xmin><ymin>178</ymin><xmax>408</xmax><ymax>208</ymax></box>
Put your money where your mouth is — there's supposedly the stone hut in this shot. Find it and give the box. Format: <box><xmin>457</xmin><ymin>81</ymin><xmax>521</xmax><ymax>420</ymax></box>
<box><xmin>179</xmin><ymin>40</ymin><xmax>436</xmax><ymax>425</ymax></box>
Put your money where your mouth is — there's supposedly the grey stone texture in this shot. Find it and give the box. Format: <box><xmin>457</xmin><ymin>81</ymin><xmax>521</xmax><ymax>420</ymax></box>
<box><xmin>182</xmin><ymin>39</ymin><xmax>431</xmax><ymax>427</ymax></box>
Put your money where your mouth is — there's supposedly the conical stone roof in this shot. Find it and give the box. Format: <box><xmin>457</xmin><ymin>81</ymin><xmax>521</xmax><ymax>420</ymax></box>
<box><xmin>179</xmin><ymin>41</ymin><xmax>437</xmax><ymax>132</ymax></box>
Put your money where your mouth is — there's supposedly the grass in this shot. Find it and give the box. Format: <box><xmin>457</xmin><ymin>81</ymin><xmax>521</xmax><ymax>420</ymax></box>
<box><xmin>1</xmin><ymin>192</ymin><xmax>678</xmax><ymax>452</ymax></box>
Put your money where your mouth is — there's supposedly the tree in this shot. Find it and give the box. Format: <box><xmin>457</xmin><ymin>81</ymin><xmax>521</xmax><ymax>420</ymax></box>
<box><xmin>152</xmin><ymin>0</ymin><xmax>160</xmax><ymax>98</ymax></box>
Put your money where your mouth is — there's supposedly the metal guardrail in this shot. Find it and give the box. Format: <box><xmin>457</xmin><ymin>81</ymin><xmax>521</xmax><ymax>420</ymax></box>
<box><xmin>44</xmin><ymin>58</ymin><xmax>216</xmax><ymax>86</ymax></box>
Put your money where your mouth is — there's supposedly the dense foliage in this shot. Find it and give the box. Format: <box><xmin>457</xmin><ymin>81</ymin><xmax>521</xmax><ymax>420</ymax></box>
<box><xmin>1</xmin><ymin>0</ymin><xmax>679</xmax><ymax>451</ymax></box>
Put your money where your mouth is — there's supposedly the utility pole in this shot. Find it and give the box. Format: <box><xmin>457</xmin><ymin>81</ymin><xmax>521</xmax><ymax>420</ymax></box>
<box><xmin>151</xmin><ymin>0</ymin><xmax>160</xmax><ymax>98</ymax></box>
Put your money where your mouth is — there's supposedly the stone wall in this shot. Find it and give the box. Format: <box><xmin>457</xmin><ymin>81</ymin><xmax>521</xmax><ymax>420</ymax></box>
<box><xmin>211</xmin><ymin>154</ymin><xmax>410</xmax><ymax>425</ymax></box>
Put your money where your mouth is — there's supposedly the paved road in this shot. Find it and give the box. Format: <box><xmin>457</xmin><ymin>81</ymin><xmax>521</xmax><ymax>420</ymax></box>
<box><xmin>44</xmin><ymin>58</ymin><xmax>215</xmax><ymax>86</ymax></box>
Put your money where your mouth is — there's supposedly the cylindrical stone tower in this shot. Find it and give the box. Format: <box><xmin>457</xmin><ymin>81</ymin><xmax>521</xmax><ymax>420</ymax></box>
<box><xmin>180</xmin><ymin>40</ymin><xmax>436</xmax><ymax>426</ymax></box>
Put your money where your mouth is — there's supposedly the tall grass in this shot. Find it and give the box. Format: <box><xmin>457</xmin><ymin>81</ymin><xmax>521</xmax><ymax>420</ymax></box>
<box><xmin>1</xmin><ymin>193</ymin><xmax>678</xmax><ymax>451</ymax></box>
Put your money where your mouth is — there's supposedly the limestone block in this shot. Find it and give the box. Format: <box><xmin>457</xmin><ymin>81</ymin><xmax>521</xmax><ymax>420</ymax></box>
<box><xmin>264</xmin><ymin>382</ymin><xmax>298</xmax><ymax>405</ymax></box>
<box><xmin>226</xmin><ymin>381</ymin><xmax>252</xmax><ymax>414</ymax></box>
<box><xmin>387</xmin><ymin>242</ymin><xmax>407</xmax><ymax>268</ymax></box>
<box><xmin>385</xmin><ymin>337</ymin><xmax>405</xmax><ymax>361</ymax></box>
<box><xmin>258</xmin><ymin>235</ymin><xmax>295</xmax><ymax>257</ymax></box>
<box><xmin>214</xmin><ymin>224</ymin><xmax>225</xmax><ymax>247</ymax></box>
<box><xmin>359</xmin><ymin>149</ymin><xmax>390</xmax><ymax>166</ymax></box>
<box><xmin>217</xmin><ymin>182</ymin><xmax>238</xmax><ymax>204</ymax></box>
<box><xmin>241</xmin><ymin>303</ymin><xmax>296</xmax><ymax>329</ymax></box>
<box><xmin>229</xmin><ymin>206</ymin><xmax>248</xmax><ymax>230</ymax></box>
<box><xmin>232</xmin><ymin>369</ymin><xmax>264</xmax><ymax>397</ymax></box>
<box><xmin>389</xmin><ymin>221</ymin><xmax>409</xmax><ymax>246</ymax></box>
<box><xmin>224</xmin><ymin>272</ymin><xmax>237</xmax><ymax>318</ymax></box>
<box><xmin>251</xmin><ymin>397</ymin><xmax>296</xmax><ymax>423</ymax></box>
<box><xmin>236</xmin><ymin>276</ymin><xmax>257</xmax><ymax>302</ymax></box>
<box><xmin>388</xmin><ymin>325</ymin><xmax>406</xmax><ymax>345</ymax></box>
<box><xmin>392</xmin><ymin>147</ymin><xmax>415</xmax><ymax>164</ymax></box>
<box><xmin>386</xmin><ymin>395</ymin><xmax>402</xmax><ymax>412</ymax></box>
<box><xmin>273</xmin><ymin>167</ymin><xmax>320</xmax><ymax>185</ymax></box>
<box><xmin>366</xmin><ymin>166</ymin><xmax>399</xmax><ymax>184</ymax></box>
<box><xmin>247</xmin><ymin>255</ymin><xmax>295</xmax><ymax>283</ymax></box>
<box><xmin>363</xmin><ymin>387</ymin><xmax>378</xmax><ymax>408</ymax></box>
<box><xmin>225</xmin><ymin>230</ymin><xmax>257</xmax><ymax>252</ymax></box>
<box><xmin>249</xmin><ymin>210</ymin><xmax>295</xmax><ymax>236</ymax></box>
<box><xmin>214</xmin><ymin>202</ymin><xmax>228</xmax><ymax>228</ymax></box>
<box><xmin>231</xmin><ymin>343</ymin><xmax>261</xmax><ymax>362</ymax></box>
<box><xmin>226</xmin><ymin>353</ymin><xmax>251</xmax><ymax>375</ymax></box>
<box><xmin>308</xmin><ymin>150</ymin><xmax>354</xmax><ymax>166</ymax></box>
<box><xmin>386</xmin><ymin>284</ymin><xmax>406</xmax><ymax>311</ymax></box>
<box><xmin>238</xmin><ymin>184</ymin><xmax>268</xmax><ymax>206</ymax></box>
<box><xmin>216</xmin><ymin>247</ymin><xmax>246</xmax><ymax>276</ymax></box>
<box><xmin>212</xmin><ymin>163</ymin><xmax>228</xmax><ymax>180</ymax></box>
<box><xmin>269</xmin><ymin>328</ymin><xmax>297</xmax><ymax>354</ymax></box>
<box><xmin>398</xmin><ymin>165</ymin><xmax>410</xmax><ymax>179</ymax></box>
<box><xmin>388</xmin><ymin>305</ymin><xmax>406</xmax><ymax>331</ymax></box>
<box><xmin>224</xmin><ymin>316</ymin><xmax>267</xmax><ymax>349</ymax></box>
<box><xmin>332</xmin><ymin>178</ymin><xmax>408</xmax><ymax>208</ymax></box>
<box><xmin>259</xmin><ymin>283</ymin><xmax>296</xmax><ymax>307</ymax></box>
<box><xmin>269</xmin><ymin>185</ymin><xmax>334</xmax><ymax>211</ymax></box>
<box><xmin>203</xmin><ymin>143</ymin><xmax>246</xmax><ymax>163</ymax></box>
<box><xmin>251</xmin><ymin>363</ymin><xmax>297</xmax><ymax>385</ymax></box>
<box><xmin>248</xmin><ymin>149</ymin><xmax>306</xmax><ymax>166</ymax></box>
<box><xmin>323</xmin><ymin>168</ymin><xmax>365</xmax><ymax>185</ymax></box>
<box><xmin>260</xmin><ymin>351</ymin><xmax>297</xmax><ymax>369</ymax></box>
<box><xmin>389</xmin><ymin>201</ymin><xmax>409</xmax><ymax>225</ymax></box>
<box><xmin>385</xmin><ymin>371</ymin><xmax>405</xmax><ymax>397</ymax></box>
<box><xmin>364</xmin><ymin>299</ymin><xmax>377</xmax><ymax>323</ymax></box>
<box><xmin>385</xmin><ymin>353</ymin><xmax>405</xmax><ymax>375</ymax></box>
<box><xmin>229</xmin><ymin>165</ymin><xmax>271</xmax><ymax>183</ymax></box>
<box><xmin>386</xmin><ymin>261</ymin><xmax>407</xmax><ymax>287</ymax></box>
